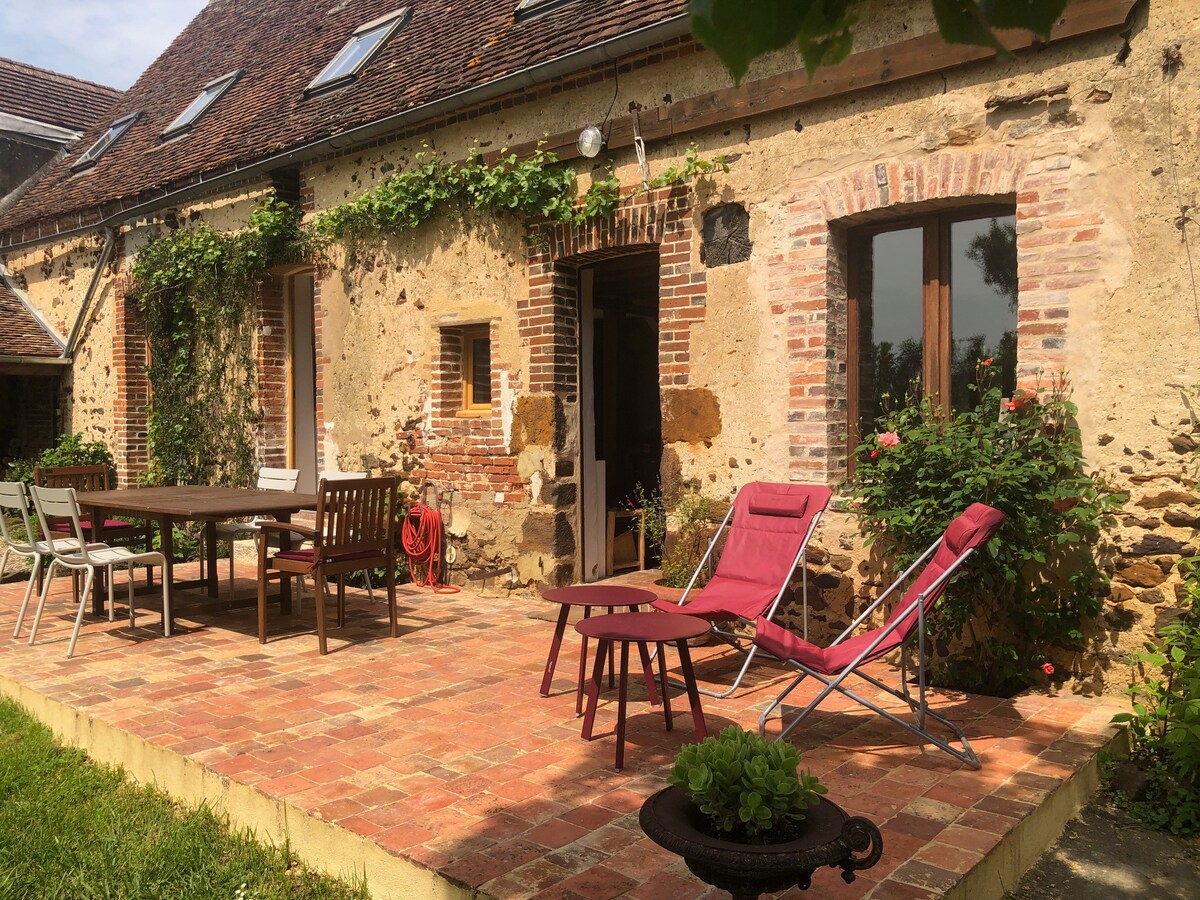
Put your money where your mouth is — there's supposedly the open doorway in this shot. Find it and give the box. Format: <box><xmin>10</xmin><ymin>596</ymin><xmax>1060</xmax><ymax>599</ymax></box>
<box><xmin>579</xmin><ymin>251</ymin><xmax>662</xmax><ymax>581</ymax></box>
<box><xmin>288</xmin><ymin>273</ymin><xmax>318</xmax><ymax>493</ymax></box>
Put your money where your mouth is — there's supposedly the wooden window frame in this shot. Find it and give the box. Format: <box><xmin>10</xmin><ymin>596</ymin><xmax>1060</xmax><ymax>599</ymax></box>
<box><xmin>459</xmin><ymin>324</ymin><xmax>492</xmax><ymax>417</ymax></box>
<box><xmin>847</xmin><ymin>203</ymin><xmax>1015</xmax><ymax>452</ymax></box>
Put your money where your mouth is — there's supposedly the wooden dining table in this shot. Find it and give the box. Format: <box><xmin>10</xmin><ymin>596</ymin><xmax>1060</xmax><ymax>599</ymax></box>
<box><xmin>74</xmin><ymin>485</ymin><xmax>319</xmax><ymax>630</ymax></box>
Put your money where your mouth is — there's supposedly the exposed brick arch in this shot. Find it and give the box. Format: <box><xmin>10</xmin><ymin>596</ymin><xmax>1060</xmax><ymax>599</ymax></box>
<box><xmin>525</xmin><ymin>186</ymin><xmax>707</xmax><ymax>398</ymax></box>
<box><xmin>773</xmin><ymin>144</ymin><xmax>1105</xmax><ymax>483</ymax></box>
<box><xmin>522</xmin><ymin>186</ymin><xmax>707</xmax><ymax>583</ymax></box>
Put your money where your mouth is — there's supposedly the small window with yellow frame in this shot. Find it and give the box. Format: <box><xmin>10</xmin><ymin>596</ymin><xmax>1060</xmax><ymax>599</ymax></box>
<box><xmin>461</xmin><ymin>324</ymin><xmax>492</xmax><ymax>416</ymax></box>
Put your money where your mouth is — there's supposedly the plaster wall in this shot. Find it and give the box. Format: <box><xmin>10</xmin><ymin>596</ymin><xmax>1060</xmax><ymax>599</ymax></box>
<box><xmin>5</xmin><ymin>233</ymin><xmax>118</xmax><ymax>445</ymax></box>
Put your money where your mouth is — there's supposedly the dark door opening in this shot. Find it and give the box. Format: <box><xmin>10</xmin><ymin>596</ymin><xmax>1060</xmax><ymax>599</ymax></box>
<box><xmin>580</xmin><ymin>251</ymin><xmax>662</xmax><ymax>579</ymax></box>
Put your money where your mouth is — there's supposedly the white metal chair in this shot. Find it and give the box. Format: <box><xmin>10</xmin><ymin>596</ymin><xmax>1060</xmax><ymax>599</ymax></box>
<box><xmin>1</xmin><ymin>481</ymin><xmax>104</xmax><ymax>639</ymax></box>
<box><xmin>213</xmin><ymin>466</ymin><xmax>300</xmax><ymax>595</ymax></box>
<box><xmin>27</xmin><ymin>485</ymin><xmax>171</xmax><ymax>658</ymax></box>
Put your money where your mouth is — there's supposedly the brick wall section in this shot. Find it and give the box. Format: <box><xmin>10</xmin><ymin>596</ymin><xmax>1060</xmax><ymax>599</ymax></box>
<box><xmin>255</xmin><ymin>277</ymin><xmax>289</xmax><ymax>469</ymax></box>
<box><xmin>773</xmin><ymin>140</ymin><xmax>1103</xmax><ymax>484</ymax></box>
<box><xmin>112</xmin><ymin>274</ymin><xmax>149</xmax><ymax>487</ymax></box>
<box><xmin>526</xmin><ymin>186</ymin><xmax>704</xmax><ymax>393</ymax></box>
<box><xmin>416</xmin><ymin>320</ymin><xmax>523</xmax><ymax>503</ymax></box>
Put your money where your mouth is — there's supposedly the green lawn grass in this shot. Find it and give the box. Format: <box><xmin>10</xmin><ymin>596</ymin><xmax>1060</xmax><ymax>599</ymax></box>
<box><xmin>0</xmin><ymin>698</ymin><xmax>368</xmax><ymax>900</ymax></box>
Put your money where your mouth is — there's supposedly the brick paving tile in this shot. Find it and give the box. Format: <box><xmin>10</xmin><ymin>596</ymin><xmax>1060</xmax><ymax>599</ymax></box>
<box><xmin>883</xmin><ymin>811</ymin><xmax>949</xmax><ymax>842</ymax></box>
<box><xmin>889</xmin><ymin>859</ymin><xmax>961</xmax><ymax>893</ymax></box>
<box><xmin>869</xmin><ymin>879</ymin><xmax>939</xmax><ymax>899</ymax></box>
<box><xmin>560</xmin><ymin>803</ymin><xmax>624</xmax><ymax>830</ymax></box>
<box><xmin>914</xmin><ymin>840</ymin><xmax>984</xmax><ymax>874</ymax></box>
<box><xmin>935</xmin><ymin>823</ymin><xmax>1004</xmax><ymax>855</ymax></box>
<box><xmin>553</xmin><ymin>865</ymin><xmax>639</xmax><ymax>900</ymax></box>
<box><xmin>0</xmin><ymin>570</ymin><xmax>1126</xmax><ymax>899</ymax></box>
<box><xmin>526</xmin><ymin>817</ymin><xmax>593</xmax><ymax>849</ymax></box>
<box><xmin>974</xmin><ymin>793</ymin><xmax>1037</xmax><ymax>820</ymax></box>
<box><xmin>902</xmin><ymin>796</ymin><xmax>964</xmax><ymax>825</ymax></box>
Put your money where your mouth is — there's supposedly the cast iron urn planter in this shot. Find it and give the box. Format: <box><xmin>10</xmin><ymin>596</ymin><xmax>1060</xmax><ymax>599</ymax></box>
<box><xmin>639</xmin><ymin>786</ymin><xmax>883</xmax><ymax>900</ymax></box>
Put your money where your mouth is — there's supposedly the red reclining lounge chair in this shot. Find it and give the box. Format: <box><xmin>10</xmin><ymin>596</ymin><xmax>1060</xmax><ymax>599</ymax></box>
<box><xmin>652</xmin><ymin>481</ymin><xmax>832</xmax><ymax>698</ymax></box>
<box><xmin>754</xmin><ymin>503</ymin><xmax>1006</xmax><ymax>769</ymax></box>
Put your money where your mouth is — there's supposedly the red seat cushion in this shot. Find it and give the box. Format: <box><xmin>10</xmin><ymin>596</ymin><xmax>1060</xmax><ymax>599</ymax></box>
<box><xmin>752</xmin><ymin>503</ymin><xmax>1007</xmax><ymax>676</ymax></box>
<box><xmin>651</xmin><ymin>576</ymin><xmax>787</xmax><ymax>622</ymax></box>
<box><xmin>49</xmin><ymin>517</ymin><xmax>141</xmax><ymax>537</ymax></box>
<box><xmin>273</xmin><ymin>548</ymin><xmax>383</xmax><ymax>570</ymax></box>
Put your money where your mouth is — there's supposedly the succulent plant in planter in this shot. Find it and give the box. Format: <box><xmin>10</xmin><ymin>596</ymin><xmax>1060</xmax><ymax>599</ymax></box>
<box><xmin>669</xmin><ymin>725</ymin><xmax>826</xmax><ymax>840</ymax></box>
<box><xmin>640</xmin><ymin>727</ymin><xmax>882</xmax><ymax>898</ymax></box>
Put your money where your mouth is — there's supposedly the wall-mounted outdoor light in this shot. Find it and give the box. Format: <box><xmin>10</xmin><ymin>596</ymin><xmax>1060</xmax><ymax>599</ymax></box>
<box><xmin>577</xmin><ymin>124</ymin><xmax>604</xmax><ymax>158</ymax></box>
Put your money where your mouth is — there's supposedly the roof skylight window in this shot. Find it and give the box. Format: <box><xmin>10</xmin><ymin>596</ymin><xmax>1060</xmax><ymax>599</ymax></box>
<box><xmin>515</xmin><ymin>0</ymin><xmax>580</xmax><ymax>20</ymax></box>
<box><xmin>71</xmin><ymin>112</ymin><xmax>139</xmax><ymax>171</ymax></box>
<box><xmin>305</xmin><ymin>7</ymin><xmax>411</xmax><ymax>96</ymax></box>
<box><xmin>163</xmin><ymin>71</ymin><xmax>240</xmax><ymax>138</ymax></box>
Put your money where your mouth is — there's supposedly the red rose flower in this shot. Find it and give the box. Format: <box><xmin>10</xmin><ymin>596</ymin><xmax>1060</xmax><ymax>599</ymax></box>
<box><xmin>982</xmin><ymin>357</ymin><xmax>993</xmax><ymax>366</ymax></box>
<box><xmin>1042</xmin><ymin>662</ymin><xmax>1055</xmax><ymax>675</ymax></box>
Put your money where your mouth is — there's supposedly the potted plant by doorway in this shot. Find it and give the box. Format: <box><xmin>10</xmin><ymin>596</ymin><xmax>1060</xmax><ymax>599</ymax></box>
<box><xmin>639</xmin><ymin>726</ymin><xmax>883</xmax><ymax>899</ymax></box>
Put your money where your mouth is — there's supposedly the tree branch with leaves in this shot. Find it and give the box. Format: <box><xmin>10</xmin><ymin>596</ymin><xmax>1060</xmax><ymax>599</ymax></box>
<box><xmin>689</xmin><ymin>0</ymin><xmax>1070</xmax><ymax>82</ymax></box>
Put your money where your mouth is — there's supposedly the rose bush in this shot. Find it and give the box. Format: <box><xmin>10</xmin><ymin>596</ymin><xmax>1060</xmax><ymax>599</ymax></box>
<box><xmin>848</xmin><ymin>365</ymin><xmax>1123</xmax><ymax>695</ymax></box>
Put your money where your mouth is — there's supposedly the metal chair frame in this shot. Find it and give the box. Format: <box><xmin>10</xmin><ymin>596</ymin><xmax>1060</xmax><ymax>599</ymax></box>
<box><xmin>757</xmin><ymin>540</ymin><xmax>983</xmax><ymax>768</ymax></box>
<box><xmin>34</xmin><ymin>464</ymin><xmax>156</xmax><ymax>584</ymax></box>
<box><xmin>212</xmin><ymin>466</ymin><xmax>300</xmax><ymax>596</ymax></box>
<box><xmin>1</xmin><ymin>481</ymin><xmax>103</xmax><ymax>639</ymax></box>
<box><xmin>27</xmin><ymin>485</ymin><xmax>171</xmax><ymax>658</ymax></box>
<box><xmin>659</xmin><ymin>496</ymin><xmax>827</xmax><ymax>699</ymax></box>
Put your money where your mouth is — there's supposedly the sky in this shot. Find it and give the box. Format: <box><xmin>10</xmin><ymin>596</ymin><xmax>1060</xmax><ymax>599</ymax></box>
<box><xmin>0</xmin><ymin>0</ymin><xmax>207</xmax><ymax>90</ymax></box>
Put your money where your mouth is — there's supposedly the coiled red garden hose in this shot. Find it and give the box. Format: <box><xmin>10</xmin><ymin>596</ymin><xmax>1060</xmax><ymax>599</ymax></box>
<box><xmin>401</xmin><ymin>502</ymin><xmax>460</xmax><ymax>593</ymax></box>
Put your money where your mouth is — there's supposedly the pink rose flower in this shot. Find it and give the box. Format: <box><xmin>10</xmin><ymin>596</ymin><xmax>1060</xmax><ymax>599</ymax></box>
<box><xmin>1042</xmin><ymin>662</ymin><xmax>1055</xmax><ymax>675</ymax></box>
<box><xmin>1005</xmin><ymin>389</ymin><xmax>1038</xmax><ymax>413</ymax></box>
<box><xmin>878</xmin><ymin>431</ymin><xmax>900</xmax><ymax>448</ymax></box>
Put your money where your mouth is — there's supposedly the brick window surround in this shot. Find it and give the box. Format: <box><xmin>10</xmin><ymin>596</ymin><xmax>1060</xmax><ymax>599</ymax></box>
<box><xmin>773</xmin><ymin>145</ymin><xmax>1102</xmax><ymax>485</ymax></box>
<box><xmin>434</xmin><ymin>322</ymin><xmax>497</xmax><ymax>420</ymax></box>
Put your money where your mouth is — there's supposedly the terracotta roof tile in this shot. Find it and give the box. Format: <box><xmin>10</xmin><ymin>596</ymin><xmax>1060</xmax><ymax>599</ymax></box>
<box><xmin>0</xmin><ymin>0</ymin><xmax>687</xmax><ymax>243</ymax></box>
<box><xmin>0</xmin><ymin>57</ymin><xmax>122</xmax><ymax>133</ymax></box>
<box><xmin>0</xmin><ymin>279</ymin><xmax>62</xmax><ymax>358</ymax></box>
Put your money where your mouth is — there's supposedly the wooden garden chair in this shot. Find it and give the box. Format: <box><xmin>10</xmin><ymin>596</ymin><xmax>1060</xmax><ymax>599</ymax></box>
<box><xmin>256</xmin><ymin>475</ymin><xmax>398</xmax><ymax>655</ymax></box>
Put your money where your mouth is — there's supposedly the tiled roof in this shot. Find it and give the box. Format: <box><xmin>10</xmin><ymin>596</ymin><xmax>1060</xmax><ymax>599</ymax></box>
<box><xmin>0</xmin><ymin>279</ymin><xmax>61</xmax><ymax>358</ymax></box>
<box><xmin>0</xmin><ymin>0</ymin><xmax>687</xmax><ymax>243</ymax></box>
<box><xmin>0</xmin><ymin>57</ymin><xmax>122</xmax><ymax>133</ymax></box>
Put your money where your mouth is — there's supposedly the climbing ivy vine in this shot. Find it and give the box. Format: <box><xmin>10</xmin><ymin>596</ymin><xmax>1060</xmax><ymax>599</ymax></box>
<box><xmin>129</xmin><ymin>197</ymin><xmax>324</xmax><ymax>488</ymax></box>
<box><xmin>128</xmin><ymin>146</ymin><xmax>724</xmax><ymax>486</ymax></box>
<box><xmin>314</xmin><ymin>145</ymin><xmax>727</xmax><ymax>242</ymax></box>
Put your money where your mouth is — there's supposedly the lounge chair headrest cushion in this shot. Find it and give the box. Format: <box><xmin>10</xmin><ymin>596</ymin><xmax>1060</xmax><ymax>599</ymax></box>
<box><xmin>944</xmin><ymin>503</ymin><xmax>1007</xmax><ymax>555</ymax></box>
<box><xmin>748</xmin><ymin>494</ymin><xmax>809</xmax><ymax>518</ymax></box>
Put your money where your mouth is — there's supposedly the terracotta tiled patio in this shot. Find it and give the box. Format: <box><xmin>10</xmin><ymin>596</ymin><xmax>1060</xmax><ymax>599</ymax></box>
<box><xmin>0</xmin><ymin>564</ymin><xmax>1123</xmax><ymax>899</ymax></box>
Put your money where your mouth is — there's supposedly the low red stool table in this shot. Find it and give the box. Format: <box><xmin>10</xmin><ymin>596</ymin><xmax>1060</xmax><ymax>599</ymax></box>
<box><xmin>540</xmin><ymin>585</ymin><xmax>659</xmax><ymax>715</ymax></box>
<box><xmin>577</xmin><ymin>611</ymin><xmax>710</xmax><ymax>771</ymax></box>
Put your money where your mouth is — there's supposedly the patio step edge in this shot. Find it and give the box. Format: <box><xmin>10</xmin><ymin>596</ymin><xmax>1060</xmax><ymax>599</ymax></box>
<box><xmin>940</xmin><ymin>725</ymin><xmax>1129</xmax><ymax>900</ymax></box>
<box><xmin>0</xmin><ymin>672</ymin><xmax>477</xmax><ymax>900</ymax></box>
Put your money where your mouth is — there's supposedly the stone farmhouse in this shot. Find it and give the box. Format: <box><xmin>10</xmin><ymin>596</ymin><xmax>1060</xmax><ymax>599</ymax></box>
<box><xmin>0</xmin><ymin>0</ymin><xmax>1197</xmax><ymax>689</ymax></box>
<box><xmin>0</xmin><ymin>57</ymin><xmax>121</xmax><ymax>471</ymax></box>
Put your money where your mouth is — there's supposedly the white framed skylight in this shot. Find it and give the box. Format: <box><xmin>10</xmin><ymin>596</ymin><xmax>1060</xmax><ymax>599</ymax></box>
<box><xmin>305</xmin><ymin>7</ymin><xmax>411</xmax><ymax>96</ymax></box>
<box><xmin>515</xmin><ymin>0</ymin><xmax>580</xmax><ymax>21</ymax></box>
<box><xmin>71</xmin><ymin>112</ymin><xmax>139</xmax><ymax>171</ymax></box>
<box><xmin>163</xmin><ymin>71</ymin><xmax>241</xmax><ymax>138</ymax></box>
